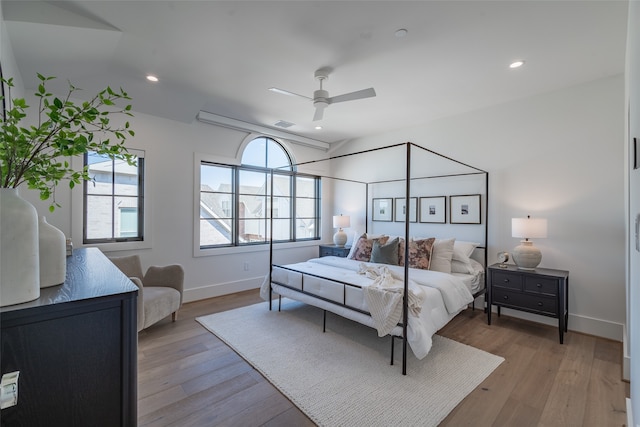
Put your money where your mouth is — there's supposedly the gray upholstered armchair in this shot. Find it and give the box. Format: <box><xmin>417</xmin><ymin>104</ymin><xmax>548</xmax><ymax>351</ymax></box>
<box><xmin>109</xmin><ymin>255</ymin><xmax>184</xmax><ymax>332</ymax></box>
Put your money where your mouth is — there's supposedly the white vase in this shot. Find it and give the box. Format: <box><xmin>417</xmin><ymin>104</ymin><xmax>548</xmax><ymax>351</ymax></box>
<box><xmin>0</xmin><ymin>188</ymin><xmax>40</xmax><ymax>306</ymax></box>
<box><xmin>38</xmin><ymin>216</ymin><xmax>66</xmax><ymax>287</ymax></box>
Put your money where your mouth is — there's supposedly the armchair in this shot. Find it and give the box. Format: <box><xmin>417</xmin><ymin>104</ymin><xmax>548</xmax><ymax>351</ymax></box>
<box><xmin>109</xmin><ymin>255</ymin><xmax>184</xmax><ymax>332</ymax></box>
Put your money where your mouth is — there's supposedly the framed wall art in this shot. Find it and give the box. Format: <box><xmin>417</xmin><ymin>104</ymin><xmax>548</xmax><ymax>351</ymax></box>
<box><xmin>419</xmin><ymin>196</ymin><xmax>446</xmax><ymax>223</ymax></box>
<box><xmin>372</xmin><ymin>198</ymin><xmax>393</xmax><ymax>222</ymax></box>
<box><xmin>394</xmin><ymin>197</ymin><xmax>417</xmax><ymax>223</ymax></box>
<box><xmin>450</xmin><ymin>194</ymin><xmax>481</xmax><ymax>224</ymax></box>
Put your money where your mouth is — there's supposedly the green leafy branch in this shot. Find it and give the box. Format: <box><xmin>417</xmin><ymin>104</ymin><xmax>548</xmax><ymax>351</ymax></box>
<box><xmin>0</xmin><ymin>74</ymin><xmax>136</xmax><ymax>211</ymax></box>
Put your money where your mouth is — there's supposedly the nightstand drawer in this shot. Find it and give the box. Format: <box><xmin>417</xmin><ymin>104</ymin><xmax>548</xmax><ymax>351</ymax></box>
<box><xmin>319</xmin><ymin>247</ymin><xmax>336</xmax><ymax>257</ymax></box>
<box><xmin>318</xmin><ymin>245</ymin><xmax>350</xmax><ymax>258</ymax></box>
<box><xmin>524</xmin><ymin>276</ymin><xmax>558</xmax><ymax>296</ymax></box>
<box><xmin>492</xmin><ymin>288</ymin><xmax>558</xmax><ymax>316</ymax></box>
<box><xmin>491</xmin><ymin>270</ymin><xmax>523</xmax><ymax>291</ymax></box>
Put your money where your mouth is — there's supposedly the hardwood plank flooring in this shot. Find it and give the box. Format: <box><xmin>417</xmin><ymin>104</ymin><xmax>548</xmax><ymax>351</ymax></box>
<box><xmin>138</xmin><ymin>290</ymin><xmax>629</xmax><ymax>426</ymax></box>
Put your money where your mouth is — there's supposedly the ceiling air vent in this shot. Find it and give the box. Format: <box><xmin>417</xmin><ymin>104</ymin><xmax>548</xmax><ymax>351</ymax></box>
<box><xmin>274</xmin><ymin>120</ymin><xmax>295</xmax><ymax>128</ymax></box>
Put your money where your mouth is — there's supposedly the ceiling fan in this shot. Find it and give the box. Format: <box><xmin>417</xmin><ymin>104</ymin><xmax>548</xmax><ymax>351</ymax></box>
<box><xmin>269</xmin><ymin>69</ymin><xmax>376</xmax><ymax>121</ymax></box>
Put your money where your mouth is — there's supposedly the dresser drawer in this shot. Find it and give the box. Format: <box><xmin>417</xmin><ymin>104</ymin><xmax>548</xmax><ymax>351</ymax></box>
<box><xmin>524</xmin><ymin>276</ymin><xmax>558</xmax><ymax>296</ymax></box>
<box><xmin>491</xmin><ymin>270</ymin><xmax>523</xmax><ymax>291</ymax></box>
<box><xmin>492</xmin><ymin>288</ymin><xmax>558</xmax><ymax>316</ymax></box>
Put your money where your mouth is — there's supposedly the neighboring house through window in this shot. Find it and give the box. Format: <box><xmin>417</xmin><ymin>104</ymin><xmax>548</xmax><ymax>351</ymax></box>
<box><xmin>199</xmin><ymin>136</ymin><xmax>320</xmax><ymax>249</ymax></box>
<box><xmin>83</xmin><ymin>149</ymin><xmax>145</xmax><ymax>243</ymax></box>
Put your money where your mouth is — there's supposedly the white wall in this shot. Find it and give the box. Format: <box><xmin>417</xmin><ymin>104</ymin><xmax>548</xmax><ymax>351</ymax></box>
<box><xmin>333</xmin><ymin>75</ymin><xmax>626</xmax><ymax>340</ymax></box>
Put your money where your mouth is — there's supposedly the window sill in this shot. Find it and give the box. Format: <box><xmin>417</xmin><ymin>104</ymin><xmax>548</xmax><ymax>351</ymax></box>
<box><xmin>194</xmin><ymin>240</ymin><xmax>320</xmax><ymax>258</ymax></box>
<box><xmin>81</xmin><ymin>239</ymin><xmax>152</xmax><ymax>253</ymax></box>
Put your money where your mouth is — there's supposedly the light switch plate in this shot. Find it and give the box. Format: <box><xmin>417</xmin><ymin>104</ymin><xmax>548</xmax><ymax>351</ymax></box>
<box><xmin>1</xmin><ymin>371</ymin><xmax>19</xmax><ymax>409</ymax></box>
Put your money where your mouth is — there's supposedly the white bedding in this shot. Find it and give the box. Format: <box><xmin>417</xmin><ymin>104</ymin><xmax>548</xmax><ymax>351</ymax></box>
<box><xmin>260</xmin><ymin>256</ymin><xmax>478</xmax><ymax>359</ymax></box>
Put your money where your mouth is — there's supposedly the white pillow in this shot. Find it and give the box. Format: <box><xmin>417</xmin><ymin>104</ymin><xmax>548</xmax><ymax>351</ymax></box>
<box><xmin>429</xmin><ymin>238</ymin><xmax>455</xmax><ymax>273</ymax></box>
<box><xmin>452</xmin><ymin>240</ymin><xmax>479</xmax><ymax>263</ymax></box>
<box><xmin>451</xmin><ymin>258</ymin><xmax>474</xmax><ymax>274</ymax></box>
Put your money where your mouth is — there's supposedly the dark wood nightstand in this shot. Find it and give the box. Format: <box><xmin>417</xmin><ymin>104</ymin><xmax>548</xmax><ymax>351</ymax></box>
<box><xmin>487</xmin><ymin>263</ymin><xmax>569</xmax><ymax>344</ymax></box>
<box><xmin>318</xmin><ymin>244</ymin><xmax>351</xmax><ymax>258</ymax></box>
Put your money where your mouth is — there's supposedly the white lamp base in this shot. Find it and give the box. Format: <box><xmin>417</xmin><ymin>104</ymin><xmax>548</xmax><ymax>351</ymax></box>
<box><xmin>333</xmin><ymin>229</ymin><xmax>347</xmax><ymax>247</ymax></box>
<box><xmin>512</xmin><ymin>240</ymin><xmax>542</xmax><ymax>270</ymax></box>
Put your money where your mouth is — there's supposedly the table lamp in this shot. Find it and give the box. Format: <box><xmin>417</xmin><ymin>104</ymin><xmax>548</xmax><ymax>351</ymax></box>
<box><xmin>333</xmin><ymin>215</ymin><xmax>350</xmax><ymax>247</ymax></box>
<box><xmin>512</xmin><ymin>215</ymin><xmax>547</xmax><ymax>270</ymax></box>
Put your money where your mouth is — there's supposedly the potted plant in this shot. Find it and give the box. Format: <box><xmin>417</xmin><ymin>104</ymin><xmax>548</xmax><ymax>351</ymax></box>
<box><xmin>0</xmin><ymin>73</ymin><xmax>136</xmax><ymax>306</ymax></box>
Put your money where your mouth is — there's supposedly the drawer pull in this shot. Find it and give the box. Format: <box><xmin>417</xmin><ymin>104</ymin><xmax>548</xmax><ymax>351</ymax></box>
<box><xmin>503</xmin><ymin>295</ymin><xmax>509</xmax><ymax>300</ymax></box>
<box><xmin>503</xmin><ymin>279</ymin><xmax>510</xmax><ymax>283</ymax></box>
<box><xmin>536</xmin><ymin>283</ymin><xmax>542</xmax><ymax>288</ymax></box>
<box><xmin>537</xmin><ymin>302</ymin><xmax>543</xmax><ymax>306</ymax></box>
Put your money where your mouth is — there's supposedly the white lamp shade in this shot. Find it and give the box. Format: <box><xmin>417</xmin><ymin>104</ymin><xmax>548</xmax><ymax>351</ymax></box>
<box><xmin>512</xmin><ymin>217</ymin><xmax>547</xmax><ymax>239</ymax></box>
<box><xmin>333</xmin><ymin>215</ymin><xmax>350</xmax><ymax>229</ymax></box>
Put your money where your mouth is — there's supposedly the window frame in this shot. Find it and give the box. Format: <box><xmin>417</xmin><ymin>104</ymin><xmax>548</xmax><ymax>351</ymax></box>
<box><xmin>71</xmin><ymin>148</ymin><xmax>152</xmax><ymax>252</ymax></box>
<box><xmin>195</xmin><ymin>138</ymin><xmax>321</xmax><ymax>256</ymax></box>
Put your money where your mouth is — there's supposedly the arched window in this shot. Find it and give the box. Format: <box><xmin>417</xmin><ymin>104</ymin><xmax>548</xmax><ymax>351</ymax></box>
<box><xmin>199</xmin><ymin>137</ymin><xmax>319</xmax><ymax>248</ymax></box>
<box><xmin>241</xmin><ymin>136</ymin><xmax>292</xmax><ymax>170</ymax></box>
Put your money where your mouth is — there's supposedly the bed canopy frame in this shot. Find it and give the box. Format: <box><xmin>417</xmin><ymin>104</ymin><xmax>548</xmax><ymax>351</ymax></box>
<box><xmin>267</xmin><ymin>142</ymin><xmax>489</xmax><ymax>375</ymax></box>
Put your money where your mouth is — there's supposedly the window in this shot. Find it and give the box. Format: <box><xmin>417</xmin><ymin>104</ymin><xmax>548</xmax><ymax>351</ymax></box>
<box><xmin>199</xmin><ymin>137</ymin><xmax>320</xmax><ymax>249</ymax></box>
<box><xmin>83</xmin><ymin>150</ymin><xmax>145</xmax><ymax>243</ymax></box>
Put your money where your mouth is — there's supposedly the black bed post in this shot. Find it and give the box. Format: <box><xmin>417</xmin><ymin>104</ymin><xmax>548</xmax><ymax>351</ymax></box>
<box><xmin>402</xmin><ymin>142</ymin><xmax>411</xmax><ymax>376</ymax></box>
<box><xmin>484</xmin><ymin>172</ymin><xmax>489</xmax><ymax>310</ymax></box>
<box><xmin>365</xmin><ymin>183</ymin><xmax>369</xmax><ymax>234</ymax></box>
<box><xmin>269</xmin><ymin>168</ymin><xmax>274</xmax><ymax>311</ymax></box>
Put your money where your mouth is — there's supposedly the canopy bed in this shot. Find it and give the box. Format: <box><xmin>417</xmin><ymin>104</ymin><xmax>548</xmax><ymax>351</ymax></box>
<box><xmin>261</xmin><ymin>142</ymin><xmax>489</xmax><ymax>375</ymax></box>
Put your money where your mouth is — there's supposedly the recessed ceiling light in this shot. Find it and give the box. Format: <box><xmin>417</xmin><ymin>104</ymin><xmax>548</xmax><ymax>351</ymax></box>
<box><xmin>509</xmin><ymin>60</ymin><xmax>525</xmax><ymax>69</ymax></box>
<box><xmin>315</xmin><ymin>126</ymin><xmax>323</xmax><ymax>130</ymax></box>
<box><xmin>394</xmin><ymin>28</ymin><xmax>408</xmax><ymax>38</ymax></box>
<box><xmin>146</xmin><ymin>75</ymin><xmax>159</xmax><ymax>82</ymax></box>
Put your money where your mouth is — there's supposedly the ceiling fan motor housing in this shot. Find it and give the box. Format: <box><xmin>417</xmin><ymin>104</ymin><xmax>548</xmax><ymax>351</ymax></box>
<box><xmin>314</xmin><ymin>89</ymin><xmax>329</xmax><ymax>108</ymax></box>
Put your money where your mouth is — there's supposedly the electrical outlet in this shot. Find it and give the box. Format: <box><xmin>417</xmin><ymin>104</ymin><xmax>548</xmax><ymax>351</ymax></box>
<box><xmin>1</xmin><ymin>371</ymin><xmax>19</xmax><ymax>409</ymax></box>
<box><xmin>243</xmin><ymin>261</ymin><xmax>250</xmax><ymax>271</ymax></box>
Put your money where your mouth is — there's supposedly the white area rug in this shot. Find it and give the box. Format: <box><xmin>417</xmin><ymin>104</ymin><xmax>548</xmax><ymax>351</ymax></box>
<box><xmin>196</xmin><ymin>300</ymin><xmax>503</xmax><ymax>427</ymax></box>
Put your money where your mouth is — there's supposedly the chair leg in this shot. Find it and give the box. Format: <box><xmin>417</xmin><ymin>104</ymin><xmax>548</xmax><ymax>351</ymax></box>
<box><xmin>172</xmin><ymin>311</ymin><xmax>178</xmax><ymax>322</ymax></box>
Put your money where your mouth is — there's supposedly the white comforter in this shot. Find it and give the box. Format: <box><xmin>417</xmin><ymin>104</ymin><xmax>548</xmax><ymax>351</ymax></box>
<box><xmin>260</xmin><ymin>257</ymin><xmax>474</xmax><ymax>359</ymax></box>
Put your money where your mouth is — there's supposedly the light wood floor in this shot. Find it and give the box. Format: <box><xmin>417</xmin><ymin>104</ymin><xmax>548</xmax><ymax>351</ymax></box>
<box><xmin>137</xmin><ymin>289</ymin><xmax>629</xmax><ymax>426</ymax></box>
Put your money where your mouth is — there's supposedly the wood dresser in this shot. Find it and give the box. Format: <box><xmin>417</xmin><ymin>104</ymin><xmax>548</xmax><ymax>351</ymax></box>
<box><xmin>0</xmin><ymin>248</ymin><xmax>138</xmax><ymax>426</ymax></box>
<box><xmin>487</xmin><ymin>263</ymin><xmax>569</xmax><ymax>344</ymax></box>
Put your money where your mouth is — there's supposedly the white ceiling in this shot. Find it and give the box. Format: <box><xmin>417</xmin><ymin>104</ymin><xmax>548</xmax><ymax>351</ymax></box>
<box><xmin>2</xmin><ymin>0</ymin><xmax>629</xmax><ymax>145</ymax></box>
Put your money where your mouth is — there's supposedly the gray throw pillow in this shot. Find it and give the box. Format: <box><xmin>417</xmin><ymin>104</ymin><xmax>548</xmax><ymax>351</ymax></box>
<box><xmin>370</xmin><ymin>237</ymin><xmax>399</xmax><ymax>265</ymax></box>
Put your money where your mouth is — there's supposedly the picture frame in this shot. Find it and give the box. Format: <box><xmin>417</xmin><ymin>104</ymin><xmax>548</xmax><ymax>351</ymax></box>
<box><xmin>394</xmin><ymin>197</ymin><xmax>417</xmax><ymax>222</ymax></box>
<box><xmin>450</xmin><ymin>194</ymin><xmax>481</xmax><ymax>224</ymax></box>
<box><xmin>419</xmin><ymin>196</ymin><xmax>446</xmax><ymax>223</ymax></box>
<box><xmin>372</xmin><ymin>198</ymin><xmax>393</xmax><ymax>222</ymax></box>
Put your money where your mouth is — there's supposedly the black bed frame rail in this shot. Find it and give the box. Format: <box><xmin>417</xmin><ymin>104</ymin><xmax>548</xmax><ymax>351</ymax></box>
<box><xmin>269</xmin><ymin>271</ymin><xmax>406</xmax><ymax>367</ymax></box>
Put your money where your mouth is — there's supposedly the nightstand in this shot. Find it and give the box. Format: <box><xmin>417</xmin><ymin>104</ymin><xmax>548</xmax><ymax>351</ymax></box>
<box><xmin>318</xmin><ymin>244</ymin><xmax>351</xmax><ymax>258</ymax></box>
<box><xmin>487</xmin><ymin>263</ymin><xmax>569</xmax><ymax>344</ymax></box>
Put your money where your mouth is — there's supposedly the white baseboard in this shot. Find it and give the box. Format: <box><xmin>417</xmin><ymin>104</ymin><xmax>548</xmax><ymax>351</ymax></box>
<box><xmin>624</xmin><ymin>324</ymin><xmax>630</xmax><ymax>381</ymax></box>
<box><xmin>490</xmin><ymin>306</ymin><xmax>623</xmax><ymax>342</ymax></box>
<box><xmin>183</xmin><ymin>277</ymin><xmax>263</xmax><ymax>303</ymax></box>
<box><xmin>627</xmin><ymin>398</ymin><xmax>634</xmax><ymax>427</ymax></box>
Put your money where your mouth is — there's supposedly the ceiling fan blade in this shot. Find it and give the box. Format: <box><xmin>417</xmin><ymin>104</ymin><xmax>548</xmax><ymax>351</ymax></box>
<box><xmin>268</xmin><ymin>87</ymin><xmax>311</xmax><ymax>100</ymax></box>
<box><xmin>312</xmin><ymin>105</ymin><xmax>325</xmax><ymax>121</ymax></box>
<box><xmin>328</xmin><ymin>87</ymin><xmax>376</xmax><ymax>104</ymax></box>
